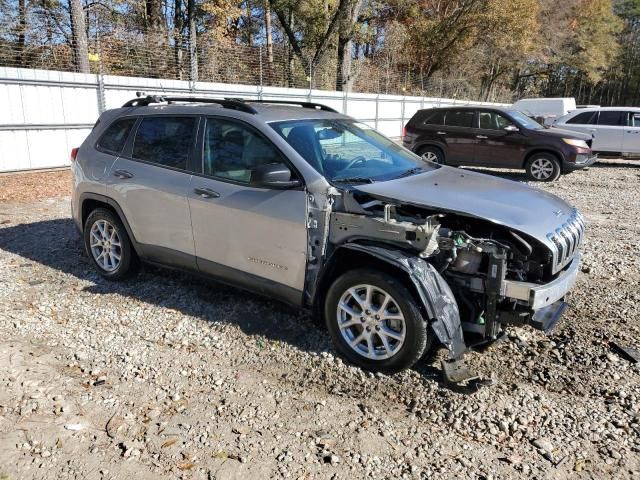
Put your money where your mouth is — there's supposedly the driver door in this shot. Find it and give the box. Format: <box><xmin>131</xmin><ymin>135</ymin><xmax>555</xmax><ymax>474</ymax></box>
<box><xmin>473</xmin><ymin>110</ymin><xmax>527</xmax><ymax>168</ymax></box>
<box><xmin>188</xmin><ymin>117</ymin><xmax>308</xmax><ymax>304</ymax></box>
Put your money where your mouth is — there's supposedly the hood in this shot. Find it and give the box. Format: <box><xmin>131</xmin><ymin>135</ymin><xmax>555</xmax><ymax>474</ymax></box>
<box><xmin>540</xmin><ymin>127</ymin><xmax>592</xmax><ymax>141</ymax></box>
<box><xmin>355</xmin><ymin>167</ymin><xmax>576</xmax><ymax>244</ymax></box>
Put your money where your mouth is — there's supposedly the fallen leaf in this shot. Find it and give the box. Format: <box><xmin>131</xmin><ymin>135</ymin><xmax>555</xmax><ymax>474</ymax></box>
<box><xmin>178</xmin><ymin>462</ymin><xmax>195</xmax><ymax>470</ymax></box>
<box><xmin>162</xmin><ymin>438</ymin><xmax>178</xmax><ymax>448</ymax></box>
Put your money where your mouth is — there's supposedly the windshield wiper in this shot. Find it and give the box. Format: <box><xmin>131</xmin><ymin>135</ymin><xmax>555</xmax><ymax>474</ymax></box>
<box><xmin>332</xmin><ymin>177</ymin><xmax>374</xmax><ymax>184</ymax></box>
<box><xmin>396</xmin><ymin>167</ymin><xmax>424</xmax><ymax>179</ymax></box>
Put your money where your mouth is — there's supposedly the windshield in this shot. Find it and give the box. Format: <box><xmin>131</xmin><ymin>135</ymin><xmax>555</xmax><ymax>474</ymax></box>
<box><xmin>507</xmin><ymin>110</ymin><xmax>544</xmax><ymax>130</ymax></box>
<box><xmin>270</xmin><ymin>119</ymin><xmax>438</xmax><ymax>183</ymax></box>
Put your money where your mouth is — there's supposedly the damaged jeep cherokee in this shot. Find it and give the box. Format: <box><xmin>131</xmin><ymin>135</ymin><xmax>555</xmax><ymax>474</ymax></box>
<box><xmin>72</xmin><ymin>96</ymin><xmax>584</xmax><ymax>378</ymax></box>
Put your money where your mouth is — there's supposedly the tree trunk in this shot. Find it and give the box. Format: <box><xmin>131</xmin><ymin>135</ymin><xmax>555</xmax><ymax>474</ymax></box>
<box><xmin>187</xmin><ymin>0</ymin><xmax>197</xmax><ymax>82</ymax></box>
<box><xmin>335</xmin><ymin>0</ymin><xmax>364</xmax><ymax>92</ymax></box>
<box><xmin>287</xmin><ymin>8</ymin><xmax>295</xmax><ymax>87</ymax></box>
<box><xmin>264</xmin><ymin>0</ymin><xmax>273</xmax><ymax>63</ymax></box>
<box><xmin>15</xmin><ymin>0</ymin><xmax>27</xmax><ymax>67</ymax></box>
<box><xmin>145</xmin><ymin>0</ymin><xmax>168</xmax><ymax>77</ymax></box>
<box><xmin>174</xmin><ymin>0</ymin><xmax>183</xmax><ymax>79</ymax></box>
<box><xmin>69</xmin><ymin>0</ymin><xmax>90</xmax><ymax>73</ymax></box>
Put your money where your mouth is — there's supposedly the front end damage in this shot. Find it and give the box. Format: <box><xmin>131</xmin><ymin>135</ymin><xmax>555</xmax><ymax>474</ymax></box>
<box><xmin>305</xmin><ymin>183</ymin><xmax>583</xmax><ymax>383</ymax></box>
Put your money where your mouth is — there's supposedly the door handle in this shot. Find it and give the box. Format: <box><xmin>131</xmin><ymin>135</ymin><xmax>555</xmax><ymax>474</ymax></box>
<box><xmin>194</xmin><ymin>187</ymin><xmax>220</xmax><ymax>199</ymax></box>
<box><xmin>113</xmin><ymin>170</ymin><xmax>133</xmax><ymax>179</ymax></box>
<box><xmin>476</xmin><ymin>135</ymin><xmax>489</xmax><ymax>139</ymax></box>
<box><xmin>436</xmin><ymin>131</ymin><xmax>447</xmax><ymax>135</ymax></box>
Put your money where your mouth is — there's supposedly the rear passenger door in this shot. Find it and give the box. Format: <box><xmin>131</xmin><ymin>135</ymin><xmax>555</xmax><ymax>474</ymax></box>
<box><xmin>593</xmin><ymin>111</ymin><xmax>625</xmax><ymax>152</ymax></box>
<box><xmin>439</xmin><ymin>109</ymin><xmax>478</xmax><ymax>166</ymax></box>
<box><xmin>106</xmin><ymin>115</ymin><xmax>199</xmax><ymax>268</ymax></box>
<box><xmin>623</xmin><ymin>112</ymin><xmax>640</xmax><ymax>154</ymax></box>
<box><xmin>188</xmin><ymin>116</ymin><xmax>308</xmax><ymax>304</ymax></box>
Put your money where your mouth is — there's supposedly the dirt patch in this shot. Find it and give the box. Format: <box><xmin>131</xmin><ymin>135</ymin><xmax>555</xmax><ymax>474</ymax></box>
<box><xmin>0</xmin><ymin>169</ymin><xmax>71</xmax><ymax>203</ymax></box>
<box><xmin>0</xmin><ymin>160</ymin><xmax>639</xmax><ymax>479</ymax></box>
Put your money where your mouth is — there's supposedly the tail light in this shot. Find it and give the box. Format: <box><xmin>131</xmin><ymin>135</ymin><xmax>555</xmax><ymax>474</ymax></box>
<box><xmin>402</xmin><ymin>126</ymin><xmax>407</xmax><ymax>140</ymax></box>
<box><xmin>70</xmin><ymin>147</ymin><xmax>79</xmax><ymax>162</ymax></box>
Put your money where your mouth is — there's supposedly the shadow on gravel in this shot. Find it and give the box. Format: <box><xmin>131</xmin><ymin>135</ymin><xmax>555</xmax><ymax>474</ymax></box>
<box><xmin>0</xmin><ymin>218</ymin><xmax>326</xmax><ymax>355</ymax></box>
<box><xmin>0</xmin><ymin>217</ymin><xmax>477</xmax><ymax>393</ymax></box>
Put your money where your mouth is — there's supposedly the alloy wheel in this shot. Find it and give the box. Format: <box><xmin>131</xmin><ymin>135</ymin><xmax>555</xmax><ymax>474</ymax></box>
<box><xmin>336</xmin><ymin>284</ymin><xmax>406</xmax><ymax>360</ymax></box>
<box><xmin>421</xmin><ymin>151</ymin><xmax>440</xmax><ymax>163</ymax></box>
<box><xmin>530</xmin><ymin>158</ymin><xmax>555</xmax><ymax>180</ymax></box>
<box><xmin>89</xmin><ymin>220</ymin><xmax>122</xmax><ymax>272</ymax></box>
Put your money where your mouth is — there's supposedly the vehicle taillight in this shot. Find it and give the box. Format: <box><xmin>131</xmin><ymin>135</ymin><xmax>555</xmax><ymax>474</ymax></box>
<box><xmin>70</xmin><ymin>147</ymin><xmax>79</xmax><ymax>162</ymax></box>
<box><xmin>402</xmin><ymin>126</ymin><xmax>407</xmax><ymax>140</ymax></box>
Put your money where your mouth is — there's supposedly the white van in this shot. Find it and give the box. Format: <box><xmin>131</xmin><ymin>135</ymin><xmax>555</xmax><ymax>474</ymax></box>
<box><xmin>511</xmin><ymin>98</ymin><xmax>577</xmax><ymax>125</ymax></box>
<box><xmin>554</xmin><ymin>107</ymin><xmax>640</xmax><ymax>155</ymax></box>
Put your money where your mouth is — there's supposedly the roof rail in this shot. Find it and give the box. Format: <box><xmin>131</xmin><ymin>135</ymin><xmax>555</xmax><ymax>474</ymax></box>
<box><xmin>122</xmin><ymin>95</ymin><xmax>258</xmax><ymax>114</ymax></box>
<box><xmin>225</xmin><ymin>98</ymin><xmax>339</xmax><ymax>113</ymax></box>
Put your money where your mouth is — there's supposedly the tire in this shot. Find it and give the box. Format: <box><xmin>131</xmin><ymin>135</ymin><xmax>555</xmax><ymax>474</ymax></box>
<box><xmin>418</xmin><ymin>146</ymin><xmax>445</xmax><ymax>165</ymax></box>
<box><xmin>525</xmin><ymin>153</ymin><xmax>561</xmax><ymax>182</ymax></box>
<box><xmin>324</xmin><ymin>269</ymin><xmax>431</xmax><ymax>374</ymax></box>
<box><xmin>84</xmin><ymin>208</ymin><xmax>135</xmax><ymax>280</ymax></box>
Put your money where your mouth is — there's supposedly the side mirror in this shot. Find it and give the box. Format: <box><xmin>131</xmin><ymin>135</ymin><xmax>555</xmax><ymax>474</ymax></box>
<box><xmin>250</xmin><ymin>163</ymin><xmax>301</xmax><ymax>189</ymax></box>
<box><xmin>504</xmin><ymin>125</ymin><xmax>519</xmax><ymax>133</ymax></box>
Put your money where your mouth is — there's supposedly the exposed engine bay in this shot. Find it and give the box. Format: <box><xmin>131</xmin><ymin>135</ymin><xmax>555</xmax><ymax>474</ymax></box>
<box><xmin>306</xmin><ymin>186</ymin><xmax>578</xmax><ymax>377</ymax></box>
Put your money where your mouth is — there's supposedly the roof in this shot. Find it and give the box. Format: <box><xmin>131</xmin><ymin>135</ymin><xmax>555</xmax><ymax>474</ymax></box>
<box><xmin>568</xmin><ymin>106</ymin><xmax>640</xmax><ymax>112</ymax></box>
<box><xmin>420</xmin><ymin>105</ymin><xmax>512</xmax><ymax>112</ymax></box>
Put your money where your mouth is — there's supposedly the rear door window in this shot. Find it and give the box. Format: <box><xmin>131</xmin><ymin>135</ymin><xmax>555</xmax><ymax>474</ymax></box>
<box><xmin>444</xmin><ymin>110</ymin><xmax>475</xmax><ymax>128</ymax></box>
<box><xmin>566</xmin><ymin>111</ymin><xmax>597</xmax><ymax>125</ymax></box>
<box><xmin>629</xmin><ymin>113</ymin><xmax>640</xmax><ymax>127</ymax></box>
<box><xmin>131</xmin><ymin>116</ymin><xmax>197</xmax><ymax>171</ymax></box>
<box><xmin>423</xmin><ymin>110</ymin><xmax>446</xmax><ymax>125</ymax></box>
<box><xmin>97</xmin><ymin>117</ymin><xmax>137</xmax><ymax>155</ymax></box>
<box><xmin>598</xmin><ymin>111</ymin><xmax>625</xmax><ymax>126</ymax></box>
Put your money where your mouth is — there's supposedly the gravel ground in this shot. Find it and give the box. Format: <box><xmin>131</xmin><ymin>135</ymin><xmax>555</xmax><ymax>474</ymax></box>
<box><xmin>0</xmin><ymin>160</ymin><xmax>639</xmax><ymax>479</ymax></box>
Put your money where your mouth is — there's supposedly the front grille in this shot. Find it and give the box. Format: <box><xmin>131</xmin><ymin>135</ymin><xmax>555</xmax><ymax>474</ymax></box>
<box><xmin>547</xmin><ymin>209</ymin><xmax>586</xmax><ymax>273</ymax></box>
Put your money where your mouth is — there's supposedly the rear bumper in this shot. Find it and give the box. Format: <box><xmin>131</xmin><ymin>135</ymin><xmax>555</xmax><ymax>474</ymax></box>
<box><xmin>503</xmin><ymin>253</ymin><xmax>581</xmax><ymax>310</ymax></box>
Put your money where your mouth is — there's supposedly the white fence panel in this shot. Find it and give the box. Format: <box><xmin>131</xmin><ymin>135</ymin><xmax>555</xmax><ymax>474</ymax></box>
<box><xmin>0</xmin><ymin>67</ymin><xmax>507</xmax><ymax>172</ymax></box>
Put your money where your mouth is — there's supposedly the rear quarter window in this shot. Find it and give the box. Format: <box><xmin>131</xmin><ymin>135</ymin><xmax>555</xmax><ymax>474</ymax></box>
<box><xmin>422</xmin><ymin>110</ymin><xmax>446</xmax><ymax>125</ymax></box>
<box><xmin>96</xmin><ymin>117</ymin><xmax>137</xmax><ymax>155</ymax></box>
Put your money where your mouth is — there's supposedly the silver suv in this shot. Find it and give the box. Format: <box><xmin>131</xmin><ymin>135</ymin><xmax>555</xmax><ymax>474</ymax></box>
<box><xmin>71</xmin><ymin>96</ymin><xmax>584</xmax><ymax>379</ymax></box>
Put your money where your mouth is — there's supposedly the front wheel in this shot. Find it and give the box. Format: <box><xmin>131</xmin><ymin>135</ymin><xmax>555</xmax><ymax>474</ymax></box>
<box><xmin>525</xmin><ymin>154</ymin><xmax>561</xmax><ymax>182</ymax></box>
<box><xmin>324</xmin><ymin>269</ymin><xmax>430</xmax><ymax>374</ymax></box>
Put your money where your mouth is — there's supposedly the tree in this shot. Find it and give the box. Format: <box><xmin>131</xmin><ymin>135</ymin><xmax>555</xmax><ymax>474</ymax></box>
<box><xmin>335</xmin><ymin>0</ymin><xmax>364</xmax><ymax>90</ymax></box>
<box><xmin>69</xmin><ymin>0</ymin><xmax>89</xmax><ymax>72</ymax></box>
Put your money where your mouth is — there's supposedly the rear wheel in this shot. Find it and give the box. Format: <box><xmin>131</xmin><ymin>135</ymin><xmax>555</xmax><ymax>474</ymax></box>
<box><xmin>418</xmin><ymin>146</ymin><xmax>445</xmax><ymax>165</ymax></box>
<box><xmin>324</xmin><ymin>269</ymin><xmax>430</xmax><ymax>374</ymax></box>
<box><xmin>525</xmin><ymin>153</ymin><xmax>561</xmax><ymax>182</ymax></box>
<box><xmin>84</xmin><ymin>208</ymin><xmax>135</xmax><ymax>280</ymax></box>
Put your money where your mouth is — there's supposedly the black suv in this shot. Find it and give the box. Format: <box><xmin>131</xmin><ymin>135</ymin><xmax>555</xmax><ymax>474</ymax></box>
<box><xmin>403</xmin><ymin>106</ymin><xmax>597</xmax><ymax>181</ymax></box>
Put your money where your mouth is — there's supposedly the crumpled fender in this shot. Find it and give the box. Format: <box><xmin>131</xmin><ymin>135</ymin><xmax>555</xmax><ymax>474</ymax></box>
<box><xmin>339</xmin><ymin>243</ymin><xmax>466</xmax><ymax>359</ymax></box>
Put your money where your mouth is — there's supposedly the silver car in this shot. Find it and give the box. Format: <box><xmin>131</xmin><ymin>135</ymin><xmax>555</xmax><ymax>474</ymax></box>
<box><xmin>554</xmin><ymin>107</ymin><xmax>640</xmax><ymax>155</ymax></box>
<box><xmin>71</xmin><ymin>96</ymin><xmax>585</xmax><ymax>380</ymax></box>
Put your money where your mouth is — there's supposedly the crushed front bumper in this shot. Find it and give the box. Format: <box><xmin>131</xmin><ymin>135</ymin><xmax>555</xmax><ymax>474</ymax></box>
<box><xmin>503</xmin><ymin>253</ymin><xmax>581</xmax><ymax>310</ymax></box>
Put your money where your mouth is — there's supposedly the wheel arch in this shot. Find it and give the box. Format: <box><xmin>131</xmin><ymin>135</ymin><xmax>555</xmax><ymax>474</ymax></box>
<box><xmin>414</xmin><ymin>142</ymin><xmax>446</xmax><ymax>158</ymax></box>
<box><xmin>79</xmin><ymin>193</ymin><xmax>142</xmax><ymax>256</ymax></box>
<box><xmin>313</xmin><ymin>242</ymin><xmax>466</xmax><ymax>359</ymax></box>
<box><xmin>522</xmin><ymin>148</ymin><xmax>564</xmax><ymax>169</ymax></box>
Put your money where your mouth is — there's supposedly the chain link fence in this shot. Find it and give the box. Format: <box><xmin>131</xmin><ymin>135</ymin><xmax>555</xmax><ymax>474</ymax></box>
<box><xmin>0</xmin><ymin>29</ymin><xmax>514</xmax><ymax>102</ymax></box>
